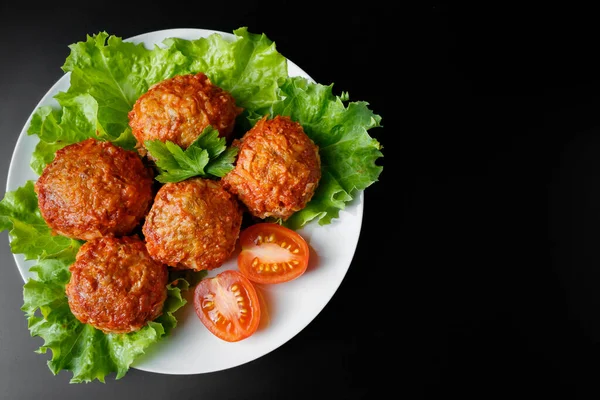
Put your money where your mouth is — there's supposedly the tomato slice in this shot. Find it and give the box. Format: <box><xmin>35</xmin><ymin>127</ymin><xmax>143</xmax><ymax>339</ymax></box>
<box><xmin>238</xmin><ymin>223</ymin><xmax>309</xmax><ymax>284</ymax></box>
<box><xmin>193</xmin><ymin>270</ymin><xmax>261</xmax><ymax>342</ymax></box>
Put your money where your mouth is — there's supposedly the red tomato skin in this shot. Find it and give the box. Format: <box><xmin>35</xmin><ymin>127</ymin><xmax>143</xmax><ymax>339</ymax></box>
<box><xmin>237</xmin><ymin>223</ymin><xmax>309</xmax><ymax>285</ymax></box>
<box><xmin>193</xmin><ymin>270</ymin><xmax>261</xmax><ymax>342</ymax></box>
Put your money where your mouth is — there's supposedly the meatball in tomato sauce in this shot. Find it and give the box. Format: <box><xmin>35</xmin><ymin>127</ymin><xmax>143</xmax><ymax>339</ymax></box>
<box><xmin>35</xmin><ymin>138</ymin><xmax>155</xmax><ymax>241</ymax></box>
<box><xmin>143</xmin><ymin>178</ymin><xmax>243</xmax><ymax>271</ymax></box>
<box><xmin>128</xmin><ymin>72</ymin><xmax>243</xmax><ymax>156</ymax></box>
<box><xmin>222</xmin><ymin>115</ymin><xmax>321</xmax><ymax>220</ymax></box>
<box><xmin>66</xmin><ymin>235</ymin><xmax>169</xmax><ymax>334</ymax></box>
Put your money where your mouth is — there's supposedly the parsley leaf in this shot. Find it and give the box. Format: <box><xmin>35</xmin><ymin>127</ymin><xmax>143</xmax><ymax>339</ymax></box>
<box><xmin>145</xmin><ymin>126</ymin><xmax>238</xmax><ymax>183</ymax></box>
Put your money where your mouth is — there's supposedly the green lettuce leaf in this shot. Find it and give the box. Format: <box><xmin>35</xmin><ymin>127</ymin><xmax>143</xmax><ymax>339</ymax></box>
<box><xmin>62</xmin><ymin>31</ymin><xmax>188</xmax><ymax>138</ymax></box>
<box><xmin>145</xmin><ymin>126</ymin><xmax>238</xmax><ymax>183</ymax></box>
<box><xmin>27</xmin><ymin>31</ymin><xmax>188</xmax><ymax>174</ymax></box>
<box><xmin>0</xmin><ymin>181</ymin><xmax>81</xmax><ymax>259</ymax></box>
<box><xmin>27</xmin><ymin>92</ymin><xmax>137</xmax><ymax>175</ymax></box>
<box><xmin>23</xmin><ymin>250</ymin><xmax>200</xmax><ymax>383</ymax></box>
<box><xmin>163</xmin><ymin>27</ymin><xmax>288</xmax><ymax>119</ymax></box>
<box><xmin>269</xmin><ymin>77</ymin><xmax>383</xmax><ymax>229</ymax></box>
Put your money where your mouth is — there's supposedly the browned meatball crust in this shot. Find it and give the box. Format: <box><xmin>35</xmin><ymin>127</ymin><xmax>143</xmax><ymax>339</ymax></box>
<box><xmin>34</xmin><ymin>138</ymin><xmax>155</xmax><ymax>241</ymax></box>
<box><xmin>222</xmin><ymin>115</ymin><xmax>321</xmax><ymax>220</ymax></box>
<box><xmin>66</xmin><ymin>235</ymin><xmax>169</xmax><ymax>334</ymax></box>
<box><xmin>143</xmin><ymin>178</ymin><xmax>243</xmax><ymax>271</ymax></box>
<box><xmin>128</xmin><ymin>72</ymin><xmax>243</xmax><ymax>156</ymax></box>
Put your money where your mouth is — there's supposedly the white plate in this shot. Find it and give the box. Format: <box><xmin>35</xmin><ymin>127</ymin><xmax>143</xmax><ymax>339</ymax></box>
<box><xmin>6</xmin><ymin>28</ymin><xmax>364</xmax><ymax>375</ymax></box>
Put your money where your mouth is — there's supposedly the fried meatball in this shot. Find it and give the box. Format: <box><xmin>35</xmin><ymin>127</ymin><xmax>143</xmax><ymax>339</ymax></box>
<box><xmin>66</xmin><ymin>235</ymin><xmax>169</xmax><ymax>334</ymax></box>
<box><xmin>35</xmin><ymin>138</ymin><xmax>155</xmax><ymax>241</ymax></box>
<box><xmin>222</xmin><ymin>115</ymin><xmax>321</xmax><ymax>220</ymax></box>
<box><xmin>143</xmin><ymin>178</ymin><xmax>243</xmax><ymax>271</ymax></box>
<box><xmin>128</xmin><ymin>72</ymin><xmax>243</xmax><ymax>156</ymax></box>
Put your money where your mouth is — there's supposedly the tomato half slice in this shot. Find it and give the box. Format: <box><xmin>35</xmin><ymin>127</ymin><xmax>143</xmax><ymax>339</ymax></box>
<box><xmin>238</xmin><ymin>223</ymin><xmax>309</xmax><ymax>284</ymax></box>
<box><xmin>193</xmin><ymin>270</ymin><xmax>261</xmax><ymax>342</ymax></box>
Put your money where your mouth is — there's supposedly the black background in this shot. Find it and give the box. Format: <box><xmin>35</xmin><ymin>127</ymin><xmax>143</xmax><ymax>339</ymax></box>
<box><xmin>4</xmin><ymin>1</ymin><xmax>600</xmax><ymax>399</ymax></box>
<box><xmin>417</xmin><ymin>3</ymin><xmax>600</xmax><ymax>398</ymax></box>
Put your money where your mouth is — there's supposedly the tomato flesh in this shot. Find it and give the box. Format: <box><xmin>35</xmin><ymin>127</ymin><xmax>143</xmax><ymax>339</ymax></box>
<box><xmin>238</xmin><ymin>223</ymin><xmax>309</xmax><ymax>284</ymax></box>
<box><xmin>193</xmin><ymin>270</ymin><xmax>261</xmax><ymax>342</ymax></box>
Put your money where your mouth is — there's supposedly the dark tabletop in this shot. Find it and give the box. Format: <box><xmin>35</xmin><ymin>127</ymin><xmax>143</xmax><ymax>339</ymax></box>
<box><xmin>6</xmin><ymin>2</ymin><xmax>600</xmax><ymax>399</ymax></box>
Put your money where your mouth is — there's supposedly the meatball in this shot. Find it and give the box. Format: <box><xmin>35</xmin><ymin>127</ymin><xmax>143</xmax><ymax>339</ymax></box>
<box><xmin>66</xmin><ymin>235</ymin><xmax>169</xmax><ymax>334</ymax></box>
<box><xmin>222</xmin><ymin>115</ymin><xmax>321</xmax><ymax>220</ymax></box>
<box><xmin>143</xmin><ymin>178</ymin><xmax>243</xmax><ymax>271</ymax></box>
<box><xmin>35</xmin><ymin>138</ymin><xmax>155</xmax><ymax>241</ymax></box>
<box><xmin>128</xmin><ymin>72</ymin><xmax>243</xmax><ymax>156</ymax></box>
